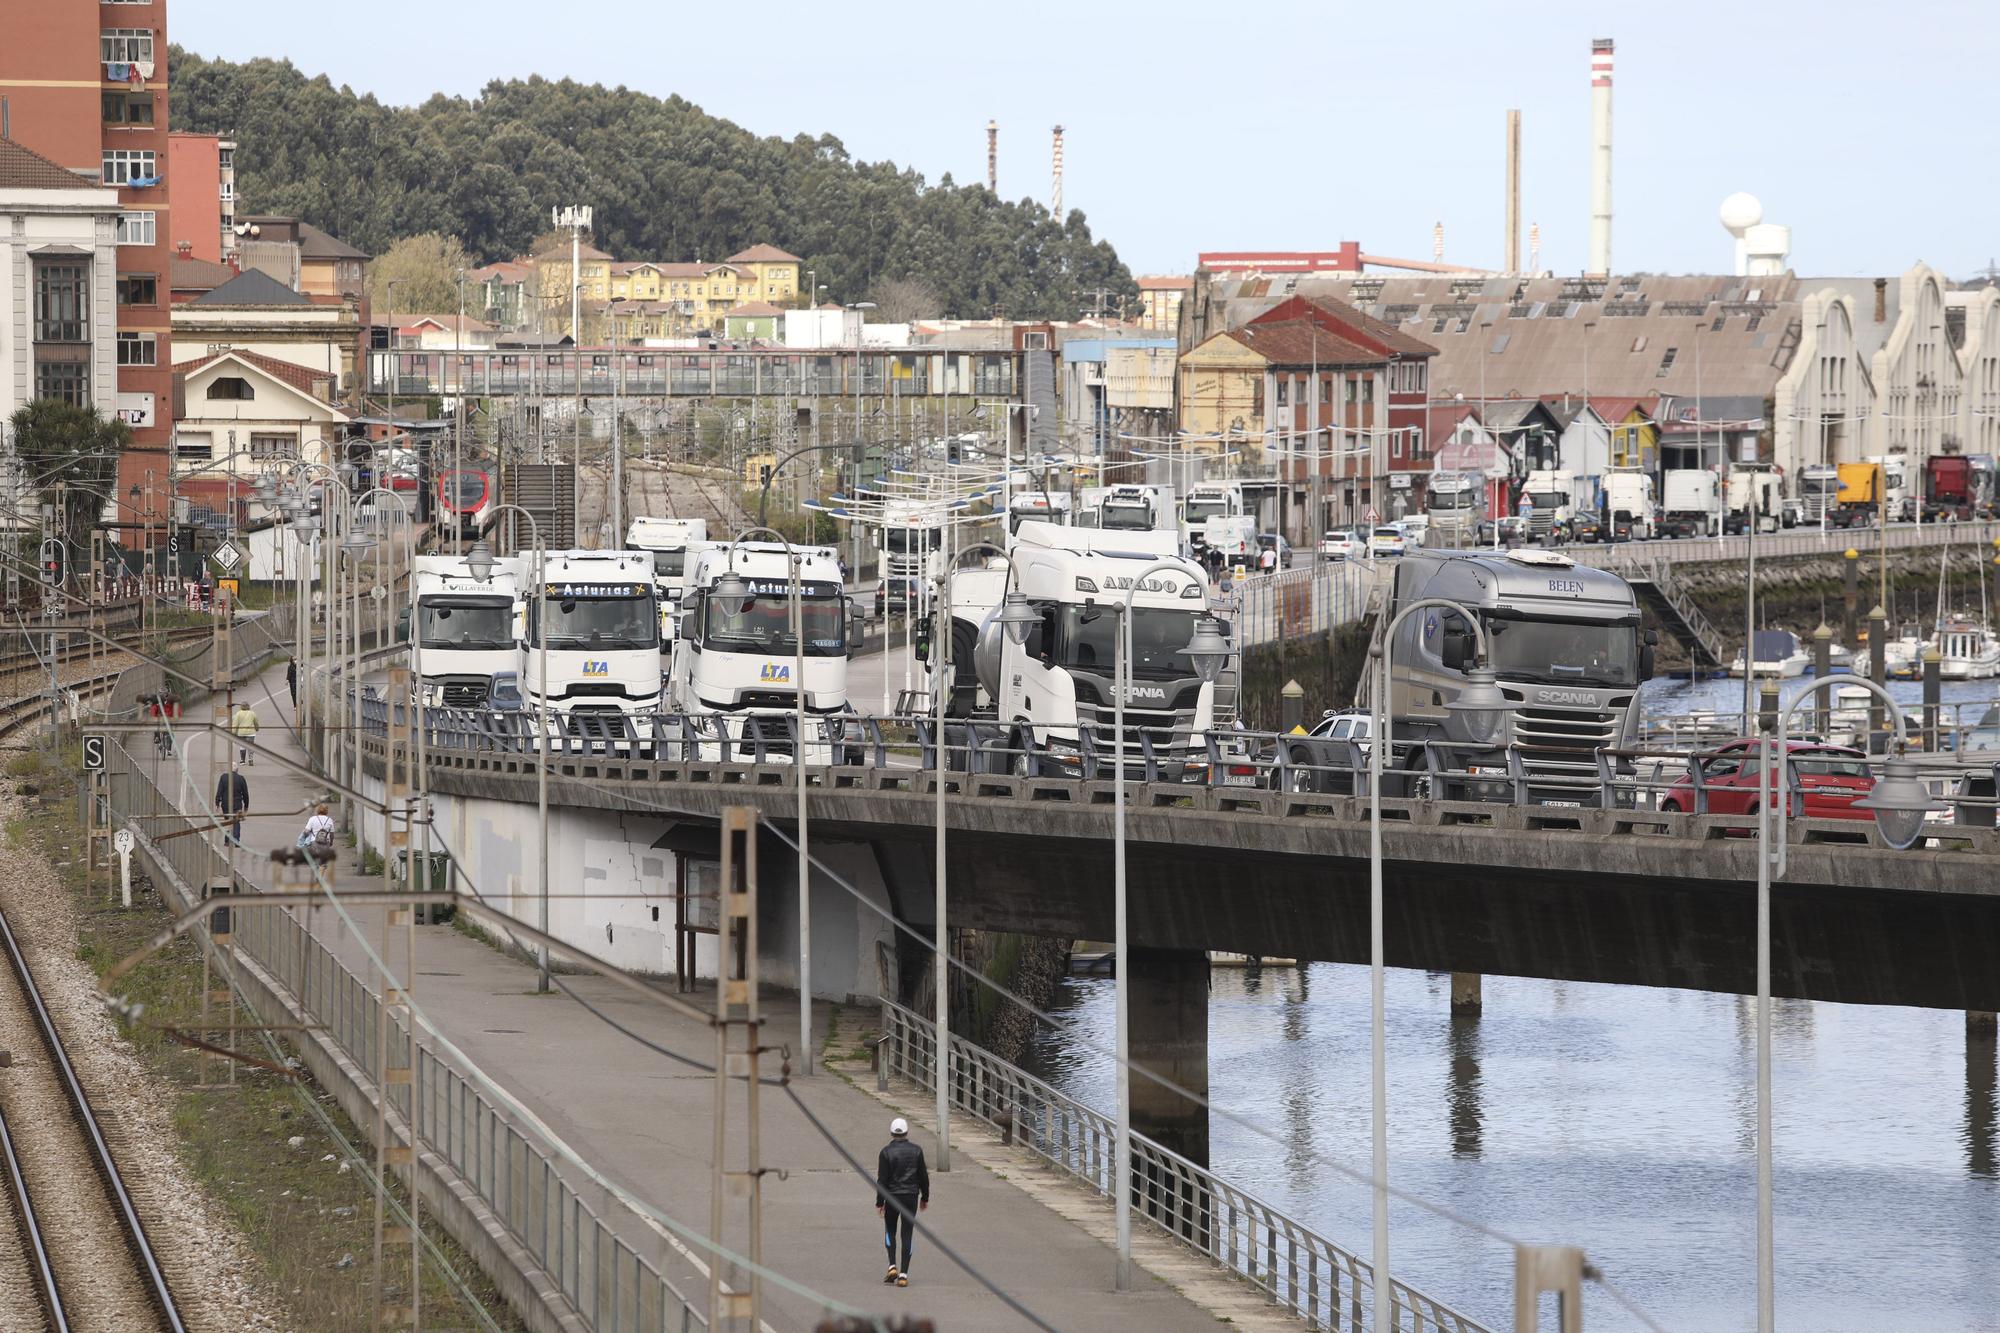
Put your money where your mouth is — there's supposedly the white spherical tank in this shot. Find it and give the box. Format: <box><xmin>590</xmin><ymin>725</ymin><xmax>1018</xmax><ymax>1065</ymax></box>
<box><xmin>1743</xmin><ymin>223</ymin><xmax>1792</xmax><ymax>277</ymax></box>
<box><xmin>1719</xmin><ymin>192</ymin><xmax>1763</xmax><ymax>235</ymax></box>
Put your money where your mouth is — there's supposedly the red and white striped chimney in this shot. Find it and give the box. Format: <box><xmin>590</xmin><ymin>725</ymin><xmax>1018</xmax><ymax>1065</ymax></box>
<box><xmin>1589</xmin><ymin>38</ymin><xmax>1614</xmax><ymax>276</ymax></box>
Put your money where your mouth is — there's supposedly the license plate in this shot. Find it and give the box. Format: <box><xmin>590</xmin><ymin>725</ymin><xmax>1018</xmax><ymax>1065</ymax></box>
<box><xmin>1543</xmin><ymin>799</ymin><xmax>1582</xmax><ymax>808</ymax></box>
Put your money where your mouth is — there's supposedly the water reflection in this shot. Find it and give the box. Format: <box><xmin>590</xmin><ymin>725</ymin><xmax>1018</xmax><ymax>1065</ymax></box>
<box><xmin>1031</xmin><ymin>965</ymin><xmax>2000</xmax><ymax>1332</ymax></box>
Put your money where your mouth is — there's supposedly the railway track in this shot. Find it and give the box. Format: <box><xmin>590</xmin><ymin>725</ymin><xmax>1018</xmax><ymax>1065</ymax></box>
<box><xmin>0</xmin><ymin>627</ymin><xmax>197</xmax><ymax>1329</ymax></box>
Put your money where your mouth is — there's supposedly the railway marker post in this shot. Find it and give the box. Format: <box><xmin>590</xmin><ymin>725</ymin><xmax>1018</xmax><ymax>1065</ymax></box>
<box><xmin>113</xmin><ymin>828</ymin><xmax>134</xmax><ymax>908</ymax></box>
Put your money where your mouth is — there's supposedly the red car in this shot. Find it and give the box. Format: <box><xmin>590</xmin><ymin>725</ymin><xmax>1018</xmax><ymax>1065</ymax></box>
<box><xmin>1661</xmin><ymin>739</ymin><xmax>1876</xmax><ymax>819</ymax></box>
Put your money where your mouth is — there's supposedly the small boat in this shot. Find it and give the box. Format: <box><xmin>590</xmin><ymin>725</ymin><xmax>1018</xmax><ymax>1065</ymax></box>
<box><xmin>1936</xmin><ymin>617</ymin><xmax>2000</xmax><ymax>680</ymax></box>
<box><xmin>1883</xmin><ymin>632</ymin><xmax>1927</xmax><ymax>679</ymax></box>
<box><xmin>1728</xmin><ymin>629</ymin><xmax>1811</xmax><ymax>679</ymax></box>
<box><xmin>1823</xmin><ymin>685</ymin><xmax>1877</xmax><ymax>748</ymax></box>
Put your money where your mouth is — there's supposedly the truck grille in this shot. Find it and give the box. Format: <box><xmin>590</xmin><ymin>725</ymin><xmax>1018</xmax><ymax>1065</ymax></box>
<box><xmin>1512</xmin><ymin>706</ymin><xmax>1616</xmax><ymax>776</ymax></box>
<box><xmin>440</xmin><ymin>679</ymin><xmax>489</xmax><ymax>707</ymax></box>
<box><xmin>1076</xmin><ymin>704</ymin><xmax>1197</xmax><ymax>757</ymax></box>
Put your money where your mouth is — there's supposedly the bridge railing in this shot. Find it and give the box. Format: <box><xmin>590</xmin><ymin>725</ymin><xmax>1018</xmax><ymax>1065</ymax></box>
<box><xmin>343</xmin><ymin>692</ymin><xmax>2000</xmax><ymax>840</ymax></box>
<box><xmin>1570</xmin><ymin>517</ymin><xmax>2000</xmax><ymax>571</ymax></box>
<box><xmin>877</xmin><ymin>999</ymin><xmax>1490</xmax><ymax>1333</ymax></box>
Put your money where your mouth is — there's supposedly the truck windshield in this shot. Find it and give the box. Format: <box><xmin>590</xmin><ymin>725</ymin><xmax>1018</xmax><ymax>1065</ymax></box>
<box><xmin>701</xmin><ymin>593</ymin><xmax>846</xmax><ymax>657</ymax></box>
<box><xmin>1525</xmin><ymin>490</ymin><xmax>1566</xmax><ymax>510</ymax></box>
<box><xmin>886</xmin><ymin>528</ymin><xmax>937</xmax><ymax>555</ymax></box>
<box><xmin>1428</xmin><ymin>491</ymin><xmax>1472</xmax><ymax>510</ymax></box>
<box><xmin>1184</xmin><ymin>498</ymin><xmax>1230</xmax><ymax>524</ymax></box>
<box><xmin>1485</xmin><ymin>615</ymin><xmax>1638</xmax><ymax>687</ymax></box>
<box><xmin>1101</xmin><ymin>505</ymin><xmax>1152</xmax><ymax>530</ymax></box>
<box><xmin>418</xmin><ymin>596</ymin><xmax>514</xmax><ymax>650</ymax></box>
<box><xmin>1802</xmin><ymin>474</ymin><xmax>1837</xmax><ymax>494</ymax></box>
<box><xmin>1059</xmin><ymin>607</ymin><xmax>1201</xmax><ymax>681</ymax></box>
<box><xmin>650</xmin><ymin>549</ymin><xmax>685</xmax><ymax>578</ymax></box>
<box><xmin>533</xmin><ymin>594</ymin><xmax>657</xmax><ymax>651</ymax></box>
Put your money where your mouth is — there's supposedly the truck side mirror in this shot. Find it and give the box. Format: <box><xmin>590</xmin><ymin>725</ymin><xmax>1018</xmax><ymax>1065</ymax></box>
<box><xmin>1640</xmin><ymin>644</ymin><xmax>1657</xmax><ymax>680</ymax></box>
<box><xmin>396</xmin><ymin>606</ymin><xmax>411</xmax><ymax>644</ymax></box>
<box><xmin>847</xmin><ymin>602</ymin><xmax>866</xmax><ymax>652</ymax></box>
<box><xmin>1441</xmin><ymin>627</ymin><xmax>1473</xmax><ymax>672</ymax></box>
<box><xmin>913</xmin><ymin>612</ymin><xmax>931</xmax><ymax>661</ymax></box>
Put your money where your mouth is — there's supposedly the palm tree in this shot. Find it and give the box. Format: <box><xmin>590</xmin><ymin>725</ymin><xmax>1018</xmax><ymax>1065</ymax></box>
<box><xmin>7</xmin><ymin>399</ymin><xmax>131</xmax><ymax>588</ymax></box>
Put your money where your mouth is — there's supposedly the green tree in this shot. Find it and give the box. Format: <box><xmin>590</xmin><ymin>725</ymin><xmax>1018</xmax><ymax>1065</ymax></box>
<box><xmin>7</xmin><ymin>399</ymin><xmax>130</xmax><ymax>587</ymax></box>
<box><xmin>365</xmin><ymin>232</ymin><xmax>473</xmax><ymax>316</ymax></box>
<box><xmin>168</xmin><ymin>47</ymin><xmax>1140</xmax><ymax>319</ymax></box>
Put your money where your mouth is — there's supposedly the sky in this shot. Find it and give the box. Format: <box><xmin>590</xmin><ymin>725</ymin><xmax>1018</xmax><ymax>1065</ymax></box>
<box><xmin>171</xmin><ymin>0</ymin><xmax>2000</xmax><ymax>281</ymax></box>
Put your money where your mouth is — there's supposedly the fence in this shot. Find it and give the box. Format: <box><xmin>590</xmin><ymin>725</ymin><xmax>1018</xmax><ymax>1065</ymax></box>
<box><xmin>1573</xmin><ymin>517</ymin><xmax>2000</xmax><ymax>573</ymax></box>
<box><xmin>1222</xmin><ymin>560</ymin><xmax>1374</xmax><ymax>649</ymax></box>
<box><xmin>877</xmin><ymin>999</ymin><xmax>1490</xmax><ymax>1333</ymax></box>
<box><xmin>102</xmin><ymin>737</ymin><xmax>710</xmax><ymax>1333</ymax></box>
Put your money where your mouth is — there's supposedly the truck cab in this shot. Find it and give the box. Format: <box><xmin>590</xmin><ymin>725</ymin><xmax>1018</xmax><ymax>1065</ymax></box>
<box><xmin>524</xmin><ymin>550</ymin><xmax>663</xmax><ymax>741</ymax></box>
<box><xmin>1424</xmin><ymin>473</ymin><xmax>1480</xmax><ymax>546</ymax></box>
<box><xmin>977</xmin><ymin>524</ymin><xmax>1218</xmax><ymax>780</ymax></box>
<box><xmin>1181</xmin><ymin>483</ymin><xmax>1244</xmax><ymax>556</ymax></box>
<box><xmin>1660</xmin><ymin>469</ymin><xmax>1721</xmax><ymax>538</ymax></box>
<box><xmin>1798</xmin><ymin>465</ymin><xmax>1840</xmax><ymax>525</ymax></box>
<box><xmin>1520</xmin><ymin>469</ymin><xmax>1582</xmax><ymax>542</ymax></box>
<box><xmin>669</xmin><ymin>542</ymin><xmax>852</xmax><ymax>763</ymax></box>
<box><xmin>1599</xmin><ymin>471</ymin><xmax>1657</xmax><ymax>541</ymax></box>
<box><xmin>1381</xmin><ymin>548</ymin><xmax>1649</xmax><ymax>800</ymax></box>
<box><xmin>1725</xmin><ymin>467</ymin><xmax>1785</xmax><ymax>535</ymax></box>
<box><xmin>625</xmin><ymin>516</ymin><xmax>709</xmax><ymax>610</ymax></box>
<box><xmin>411</xmin><ymin>553</ymin><xmax>522</xmax><ymax>707</ymax></box>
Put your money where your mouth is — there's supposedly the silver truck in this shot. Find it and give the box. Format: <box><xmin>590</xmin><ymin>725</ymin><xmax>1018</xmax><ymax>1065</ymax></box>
<box><xmin>1375</xmin><ymin>547</ymin><xmax>1654</xmax><ymax>800</ymax></box>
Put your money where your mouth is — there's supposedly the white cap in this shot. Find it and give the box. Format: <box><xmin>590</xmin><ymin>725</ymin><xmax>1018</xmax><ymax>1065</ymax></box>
<box><xmin>889</xmin><ymin>1117</ymin><xmax>909</xmax><ymax>1137</ymax></box>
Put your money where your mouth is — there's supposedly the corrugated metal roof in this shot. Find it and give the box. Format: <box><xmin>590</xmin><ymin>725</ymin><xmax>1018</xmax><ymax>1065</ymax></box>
<box><xmin>1234</xmin><ymin>319</ymin><xmax>1383</xmax><ymax>367</ymax></box>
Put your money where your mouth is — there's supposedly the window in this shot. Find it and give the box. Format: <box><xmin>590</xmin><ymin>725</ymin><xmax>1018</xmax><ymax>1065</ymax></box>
<box><xmin>116</xmin><ymin>273</ymin><xmax>157</xmax><ymax>305</ymax></box>
<box><xmin>102</xmin><ymin>150</ymin><xmax>157</xmax><ymax>185</ymax></box>
<box><xmin>116</xmin><ymin>210</ymin><xmax>156</xmax><ymax>245</ymax></box>
<box><xmin>1275</xmin><ymin>378</ymin><xmax>1288</xmax><ymax>407</ymax></box>
<box><xmin>220</xmin><ymin>181</ymin><xmax>234</xmax><ymax>201</ymax></box>
<box><xmin>1657</xmin><ymin>348</ymin><xmax>1679</xmax><ymax>376</ymax></box>
<box><xmin>1320</xmin><ymin>377</ymin><xmax>1332</xmax><ymax>404</ymax></box>
<box><xmin>1410</xmin><ymin>427</ymin><xmax>1425</xmax><ymax>460</ymax></box>
<box><xmin>1392</xmin><ymin>433</ymin><xmax>1404</xmax><ymax>460</ymax></box>
<box><xmin>250</xmin><ymin>433</ymin><xmax>298</xmax><ymax>460</ymax></box>
<box><xmin>35</xmin><ymin>362</ymin><xmax>89</xmax><ymax>406</ymax></box>
<box><xmin>33</xmin><ymin>262</ymin><xmax>88</xmax><ymax>342</ymax></box>
<box><xmin>117</xmin><ymin>331</ymin><xmax>157</xmax><ymax>366</ymax></box>
<box><xmin>175</xmin><ymin>432</ymin><xmax>214</xmax><ymax>461</ymax></box>
<box><xmin>206</xmin><ymin>376</ymin><xmax>254</xmax><ymax>401</ymax></box>
<box><xmin>100</xmin><ymin>28</ymin><xmax>154</xmax><ymax>63</ymax></box>
<box><xmin>101</xmin><ymin>91</ymin><xmax>154</xmax><ymax>124</ymax></box>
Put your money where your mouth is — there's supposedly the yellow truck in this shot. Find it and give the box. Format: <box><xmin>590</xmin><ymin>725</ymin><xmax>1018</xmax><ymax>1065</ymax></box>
<box><xmin>1834</xmin><ymin>461</ymin><xmax>1882</xmax><ymax>527</ymax></box>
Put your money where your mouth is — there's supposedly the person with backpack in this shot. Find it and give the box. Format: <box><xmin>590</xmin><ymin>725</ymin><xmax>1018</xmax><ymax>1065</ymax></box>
<box><xmin>874</xmin><ymin>1116</ymin><xmax>929</xmax><ymax>1287</ymax></box>
<box><xmin>301</xmin><ymin>803</ymin><xmax>336</xmax><ymax>861</ymax></box>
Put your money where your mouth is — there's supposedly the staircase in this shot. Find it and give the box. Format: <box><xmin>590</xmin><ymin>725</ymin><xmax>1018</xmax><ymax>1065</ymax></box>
<box><xmin>1629</xmin><ymin>558</ymin><xmax>1726</xmax><ymax>667</ymax></box>
<box><xmin>1022</xmin><ymin>350</ymin><xmax>1059</xmax><ymax>454</ymax></box>
<box><xmin>500</xmin><ymin>463</ymin><xmax>576</xmax><ymax>549</ymax></box>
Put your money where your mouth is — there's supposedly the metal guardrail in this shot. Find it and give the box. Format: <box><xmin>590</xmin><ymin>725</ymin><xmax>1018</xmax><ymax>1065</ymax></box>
<box><xmin>877</xmin><ymin>999</ymin><xmax>1488</xmax><ymax>1333</ymax></box>
<box><xmin>1630</xmin><ymin>557</ymin><xmax>1726</xmax><ymax>666</ymax></box>
<box><xmin>102</xmin><ymin>738</ymin><xmax>710</xmax><ymax>1333</ymax></box>
<box><xmin>1571</xmin><ymin>518</ymin><xmax>2000</xmax><ymax>572</ymax></box>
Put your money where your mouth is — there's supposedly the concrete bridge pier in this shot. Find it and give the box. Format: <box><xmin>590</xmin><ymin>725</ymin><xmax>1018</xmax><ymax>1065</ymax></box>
<box><xmin>1970</xmin><ymin>1016</ymin><xmax>1996</xmax><ymax>1179</ymax></box>
<box><xmin>1128</xmin><ymin>948</ymin><xmax>1210</xmax><ymax>1169</ymax></box>
<box><xmin>1450</xmin><ymin>972</ymin><xmax>1483</xmax><ymax>1015</ymax></box>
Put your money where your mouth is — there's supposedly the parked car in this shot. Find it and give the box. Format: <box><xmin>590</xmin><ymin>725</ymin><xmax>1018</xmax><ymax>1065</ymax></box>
<box><xmin>1319</xmin><ymin>530</ymin><xmax>1362</xmax><ymax>561</ymax></box>
<box><xmin>1659</xmin><ymin>740</ymin><xmax>1876</xmax><ymax>819</ymax></box>
<box><xmin>1395</xmin><ymin>514</ymin><xmax>1429</xmax><ymax>548</ymax></box>
<box><xmin>1476</xmin><ymin>516</ymin><xmax>1528</xmax><ymax>546</ymax></box>
<box><xmin>1266</xmin><ymin>709</ymin><xmax>1373</xmax><ymax>792</ymax></box>
<box><xmin>488</xmin><ymin>671</ymin><xmax>524</xmax><ymax>712</ymax></box>
<box><xmin>1369</xmin><ymin>526</ymin><xmax>1407</xmax><ymax>557</ymax></box>
<box><xmin>1255</xmin><ymin>533</ymin><xmax>1292</xmax><ymax>569</ymax></box>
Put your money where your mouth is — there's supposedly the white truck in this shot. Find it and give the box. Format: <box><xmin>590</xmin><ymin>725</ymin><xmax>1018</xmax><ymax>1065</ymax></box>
<box><xmin>1598</xmin><ymin>471</ymin><xmax>1657</xmax><ymax>541</ymax></box>
<box><xmin>1797</xmin><ymin>465</ymin><xmax>1839</xmax><ymax>526</ymax></box>
<box><xmin>1094</xmin><ymin>484</ymin><xmax>1178</xmax><ymax>535</ymax></box>
<box><xmin>881</xmin><ymin>500</ymin><xmax>945</xmax><ymax>583</ymax></box>
<box><xmin>625</xmin><ymin>516</ymin><xmax>709</xmax><ymax>609</ymax></box>
<box><xmin>974</xmin><ymin>524</ymin><xmax>1218</xmax><ymax>780</ymax></box>
<box><xmin>411</xmin><ymin>553</ymin><xmax>523</xmax><ymax>707</ymax></box>
<box><xmin>1204</xmin><ymin>514</ymin><xmax>1258</xmax><ymax>569</ymax></box>
<box><xmin>669</xmin><ymin>542</ymin><xmax>853</xmax><ymax>763</ymax></box>
<box><xmin>1864</xmin><ymin>454</ymin><xmax>1914</xmax><ymax>523</ymax></box>
<box><xmin>524</xmin><ymin>550</ymin><xmax>663</xmax><ymax>741</ymax></box>
<box><xmin>1007</xmin><ymin>490</ymin><xmax>1072</xmax><ymax>538</ymax></box>
<box><xmin>1181</xmin><ymin>482</ymin><xmax>1243</xmax><ymax>557</ymax></box>
<box><xmin>1728</xmin><ymin>466</ymin><xmax>1787</xmax><ymax>534</ymax></box>
<box><xmin>1424</xmin><ymin>473</ymin><xmax>1481</xmax><ymax>546</ymax></box>
<box><xmin>1658</xmin><ymin>469</ymin><xmax>1722</xmax><ymax>538</ymax></box>
<box><xmin>1520</xmin><ymin>469</ymin><xmax>1587</xmax><ymax>542</ymax></box>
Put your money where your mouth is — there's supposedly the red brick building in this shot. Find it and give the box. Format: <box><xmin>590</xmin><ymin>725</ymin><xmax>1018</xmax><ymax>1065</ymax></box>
<box><xmin>0</xmin><ymin>1</ymin><xmax>175</xmax><ymax>547</ymax></box>
<box><xmin>1245</xmin><ymin>296</ymin><xmax>1438</xmax><ymax>527</ymax></box>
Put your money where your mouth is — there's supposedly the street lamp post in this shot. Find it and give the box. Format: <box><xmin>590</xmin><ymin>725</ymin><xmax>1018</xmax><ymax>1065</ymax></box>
<box><xmin>713</xmin><ymin>527</ymin><xmax>812</xmax><ymax>1073</ymax></box>
<box><xmin>477</xmin><ymin>510</ymin><xmax>549</xmax><ymax>989</ymax></box>
<box><xmin>1752</xmin><ymin>679</ymin><xmax>1937</xmax><ymax>1333</ymax></box>
<box><xmin>1366</xmin><ymin>598</ymin><xmax>1508</xmax><ymax>1328</ymax></box>
<box><xmin>1105</xmin><ymin>560</ymin><xmax>1230</xmax><ymax>1289</ymax></box>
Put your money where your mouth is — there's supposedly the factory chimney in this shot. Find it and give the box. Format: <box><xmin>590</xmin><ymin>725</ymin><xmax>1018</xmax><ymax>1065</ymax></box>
<box><xmin>1505</xmin><ymin>109</ymin><xmax>1522</xmax><ymax>273</ymax></box>
<box><xmin>987</xmin><ymin>119</ymin><xmax>997</xmax><ymax>193</ymax></box>
<box><xmin>1588</xmin><ymin>38</ymin><xmax>1614</xmax><ymax>277</ymax></box>
<box><xmin>1051</xmin><ymin>124</ymin><xmax>1065</xmax><ymax>220</ymax></box>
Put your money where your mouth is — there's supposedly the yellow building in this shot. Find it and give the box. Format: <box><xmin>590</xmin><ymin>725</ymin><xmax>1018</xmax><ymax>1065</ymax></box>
<box><xmin>545</xmin><ymin>242</ymin><xmax>803</xmax><ymax>339</ymax></box>
<box><xmin>1176</xmin><ymin>329</ymin><xmax>1269</xmax><ymax>455</ymax></box>
<box><xmin>726</xmin><ymin>245</ymin><xmax>802</xmax><ymax>304</ymax></box>
<box><xmin>1137</xmin><ymin>275</ymin><xmax>1191</xmax><ymax>334</ymax></box>
<box><xmin>742</xmin><ymin>450</ymin><xmax>778</xmax><ymax>487</ymax></box>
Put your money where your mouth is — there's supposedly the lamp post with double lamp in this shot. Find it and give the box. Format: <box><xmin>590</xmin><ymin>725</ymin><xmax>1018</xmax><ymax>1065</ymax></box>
<box><xmin>710</xmin><ymin>527</ymin><xmax>813</xmax><ymax>1073</ymax></box>
<box><xmin>1366</xmin><ymin>598</ymin><xmax>1508</xmax><ymax>1328</ymax></box>
<box><xmin>1098</xmin><ymin>559</ymin><xmax>1230</xmax><ymax>1290</ymax></box>
<box><xmin>475</xmin><ymin>509</ymin><xmax>550</xmax><ymax>989</ymax></box>
<box><xmin>1749</xmin><ymin>679</ymin><xmax>1937</xmax><ymax>1333</ymax></box>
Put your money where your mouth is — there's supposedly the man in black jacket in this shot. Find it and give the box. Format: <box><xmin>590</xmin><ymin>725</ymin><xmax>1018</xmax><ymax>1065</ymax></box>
<box><xmin>874</xmin><ymin>1117</ymin><xmax>929</xmax><ymax>1287</ymax></box>
<box><xmin>215</xmin><ymin>769</ymin><xmax>249</xmax><ymax>847</ymax></box>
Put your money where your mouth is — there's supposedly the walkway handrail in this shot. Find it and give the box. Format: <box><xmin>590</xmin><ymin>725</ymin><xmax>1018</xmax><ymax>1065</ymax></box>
<box><xmin>878</xmin><ymin>999</ymin><xmax>1491</xmax><ymax>1333</ymax></box>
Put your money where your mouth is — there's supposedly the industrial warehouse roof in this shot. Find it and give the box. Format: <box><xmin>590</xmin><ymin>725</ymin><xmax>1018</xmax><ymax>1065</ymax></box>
<box><xmin>1195</xmin><ymin>273</ymin><xmax>1809</xmax><ymax>400</ymax></box>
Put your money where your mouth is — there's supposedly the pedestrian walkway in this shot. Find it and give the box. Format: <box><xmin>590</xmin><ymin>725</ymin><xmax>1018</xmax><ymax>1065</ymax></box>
<box><xmin>168</xmin><ymin>660</ymin><xmax>1282</xmax><ymax>1331</ymax></box>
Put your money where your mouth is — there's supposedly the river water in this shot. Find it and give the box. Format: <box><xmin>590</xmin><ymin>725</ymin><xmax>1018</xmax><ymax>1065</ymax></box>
<box><xmin>1028</xmin><ymin>672</ymin><xmax>2000</xmax><ymax>1332</ymax></box>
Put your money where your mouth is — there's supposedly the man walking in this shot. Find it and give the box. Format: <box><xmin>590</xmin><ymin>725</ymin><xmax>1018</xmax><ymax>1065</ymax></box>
<box><xmin>215</xmin><ymin>768</ymin><xmax>249</xmax><ymax>847</ymax></box>
<box><xmin>286</xmin><ymin>659</ymin><xmax>298</xmax><ymax>708</ymax></box>
<box><xmin>874</xmin><ymin>1116</ymin><xmax>929</xmax><ymax>1288</ymax></box>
